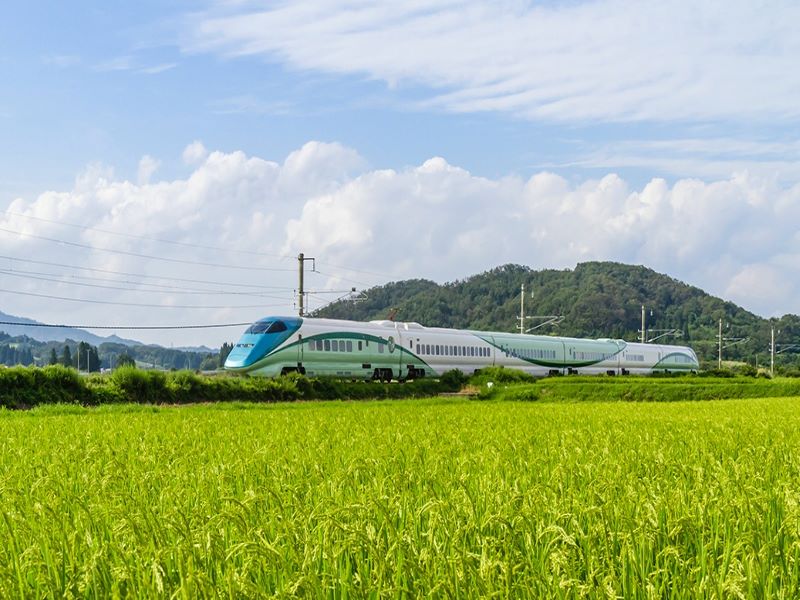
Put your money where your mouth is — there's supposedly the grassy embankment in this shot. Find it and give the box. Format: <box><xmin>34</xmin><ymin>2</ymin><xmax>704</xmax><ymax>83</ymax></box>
<box><xmin>1</xmin><ymin>398</ymin><xmax>800</xmax><ymax>596</ymax></box>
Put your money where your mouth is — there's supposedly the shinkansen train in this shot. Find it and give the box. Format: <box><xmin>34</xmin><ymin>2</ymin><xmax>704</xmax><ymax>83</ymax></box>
<box><xmin>224</xmin><ymin>316</ymin><xmax>699</xmax><ymax>379</ymax></box>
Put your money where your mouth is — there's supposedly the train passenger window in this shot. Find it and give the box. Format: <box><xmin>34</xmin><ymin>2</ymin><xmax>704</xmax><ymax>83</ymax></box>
<box><xmin>332</xmin><ymin>340</ymin><xmax>339</xmax><ymax>352</ymax></box>
<box><xmin>435</xmin><ymin>345</ymin><xmax>440</xmax><ymax>355</ymax></box>
<box><xmin>324</xmin><ymin>340</ymin><xmax>330</xmax><ymax>351</ymax></box>
<box><xmin>426</xmin><ymin>344</ymin><xmax>430</xmax><ymax>354</ymax></box>
<box><xmin>346</xmin><ymin>341</ymin><xmax>353</xmax><ymax>352</ymax></box>
<box><xmin>358</xmin><ymin>341</ymin><xmax>362</xmax><ymax>351</ymax></box>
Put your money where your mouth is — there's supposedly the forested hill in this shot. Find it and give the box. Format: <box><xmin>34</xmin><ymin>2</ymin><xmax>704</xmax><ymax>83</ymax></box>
<box><xmin>314</xmin><ymin>262</ymin><xmax>800</xmax><ymax>364</ymax></box>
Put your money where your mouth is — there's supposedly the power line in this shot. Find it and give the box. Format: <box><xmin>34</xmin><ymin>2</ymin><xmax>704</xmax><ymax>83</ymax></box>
<box><xmin>0</xmin><ymin>254</ymin><xmax>295</xmax><ymax>290</ymax></box>
<box><xmin>0</xmin><ymin>287</ymin><xmax>289</xmax><ymax>310</ymax></box>
<box><xmin>0</xmin><ymin>226</ymin><xmax>296</xmax><ymax>272</ymax></box>
<box><xmin>1</xmin><ymin>210</ymin><xmax>393</xmax><ymax>287</ymax></box>
<box><xmin>0</xmin><ymin>320</ymin><xmax>253</xmax><ymax>330</ymax></box>
<box><xmin>314</xmin><ymin>269</ymin><xmax>383</xmax><ymax>289</ymax></box>
<box><xmin>0</xmin><ymin>268</ymin><xmax>290</xmax><ymax>299</ymax></box>
<box><xmin>315</xmin><ymin>259</ymin><xmax>388</xmax><ymax>279</ymax></box>
<box><xmin>1</xmin><ymin>209</ymin><xmax>293</xmax><ymax>260</ymax></box>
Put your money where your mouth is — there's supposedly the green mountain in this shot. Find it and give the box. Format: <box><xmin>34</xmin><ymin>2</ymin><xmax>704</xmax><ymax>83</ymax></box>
<box><xmin>314</xmin><ymin>262</ymin><xmax>800</xmax><ymax>367</ymax></box>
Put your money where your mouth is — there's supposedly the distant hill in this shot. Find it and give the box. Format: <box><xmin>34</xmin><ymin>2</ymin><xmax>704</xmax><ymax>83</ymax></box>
<box><xmin>314</xmin><ymin>262</ymin><xmax>800</xmax><ymax>365</ymax></box>
<box><xmin>0</xmin><ymin>310</ymin><xmax>141</xmax><ymax>346</ymax></box>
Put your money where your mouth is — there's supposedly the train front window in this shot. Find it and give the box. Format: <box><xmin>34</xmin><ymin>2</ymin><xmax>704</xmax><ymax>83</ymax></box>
<box><xmin>266</xmin><ymin>321</ymin><xmax>287</xmax><ymax>333</ymax></box>
<box><xmin>245</xmin><ymin>321</ymin><xmax>272</xmax><ymax>334</ymax></box>
<box><xmin>245</xmin><ymin>320</ymin><xmax>287</xmax><ymax>335</ymax></box>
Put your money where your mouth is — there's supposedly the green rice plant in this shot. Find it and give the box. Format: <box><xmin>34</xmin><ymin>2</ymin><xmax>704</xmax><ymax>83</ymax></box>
<box><xmin>0</xmin><ymin>398</ymin><xmax>799</xmax><ymax>596</ymax></box>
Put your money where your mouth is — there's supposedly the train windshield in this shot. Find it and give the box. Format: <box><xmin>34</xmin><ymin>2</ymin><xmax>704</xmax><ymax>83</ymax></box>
<box><xmin>245</xmin><ymin>320</ymin><xmax>288</xmax><ymax>335</ymax></box>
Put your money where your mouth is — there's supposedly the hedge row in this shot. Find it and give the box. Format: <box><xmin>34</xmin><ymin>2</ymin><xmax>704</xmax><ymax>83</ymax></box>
<box><xmin>4</xmin><ymin>365</ymin><xmax>798</xmax><ymax>409</ymax></box>
<box><xmin>0</xmin><ymin>366</ymin><xmax>464</xmax><ymax>409</ymax></box>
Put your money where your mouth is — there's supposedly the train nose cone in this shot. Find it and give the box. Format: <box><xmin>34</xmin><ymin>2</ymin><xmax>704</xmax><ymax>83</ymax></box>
<box><xmin>224</xmin><ymin>344</ymin><xmax>255</xmax><ymax>369</ymax></box>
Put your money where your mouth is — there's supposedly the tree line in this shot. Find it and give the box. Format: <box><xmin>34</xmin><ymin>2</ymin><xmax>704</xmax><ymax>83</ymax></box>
<box><xmin>0</xmin><ymin>333</ymin><xmax>236</xmax><ymax>372</ymax></box>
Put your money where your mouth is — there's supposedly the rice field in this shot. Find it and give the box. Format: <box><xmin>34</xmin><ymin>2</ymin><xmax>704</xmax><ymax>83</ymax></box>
<box><xmin>1</xmin><ymin>397</ymin><xmax>799</xmax><ymax>597</ymax></box>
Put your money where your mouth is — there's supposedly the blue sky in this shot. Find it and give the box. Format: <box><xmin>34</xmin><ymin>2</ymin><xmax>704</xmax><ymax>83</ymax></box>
<box><xmin>1</xmin><ymin>1</ymin><xmax>799</xmax><ymax>345</ymax></box>
<box><xmin>4</xmin><ymin>0</ymin><xmax>797</xmax><ymax>197</ymax></box>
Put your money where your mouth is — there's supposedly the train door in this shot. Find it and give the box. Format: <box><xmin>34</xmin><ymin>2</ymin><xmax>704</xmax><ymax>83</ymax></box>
<box><xmin>488</xmin><ymin>336</ymin><xmax>496</xmax><ymax>366</ymax></box>
<box><xmin>297</xmin><ymin>334</ymin><xmax>304</xmax><ymax>370</ymax></box>
<box><xmin>393</xmin><ymin>325</ymin><xmax>405</xmax><ymax>379</ymax></box>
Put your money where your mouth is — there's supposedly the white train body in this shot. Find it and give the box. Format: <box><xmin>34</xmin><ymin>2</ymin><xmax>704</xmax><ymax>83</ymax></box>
<box><xmin>225</xmin><ymin>316</ymin><xmax>699</xmax><ymax>379</ymax></box>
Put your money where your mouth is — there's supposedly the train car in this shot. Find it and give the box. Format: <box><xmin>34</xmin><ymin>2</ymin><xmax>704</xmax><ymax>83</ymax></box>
<box><xmin>224</xmin><ymin>316</ymin><xmax>699</xmax><ymax>379</ymax></box>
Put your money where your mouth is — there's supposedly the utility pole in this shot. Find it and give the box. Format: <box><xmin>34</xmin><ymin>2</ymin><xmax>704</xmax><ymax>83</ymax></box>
<box><xmin>297</xmin><ymin>253</ymin><xmax>315</xmax><ymax>317</ymax></box>
<box><xmin>718</xmin><ymin>318</ymin><xmax>723</xmax><ymax>369</ymax></box>
<box><xmin>87</xmin><ymin>349</ymin><xmax>90</xmax><ymax>374</ymax></box>
<box><xmin>519</xmin><ymin>284</ymin><xmax>525</xmax><ymax>334</ymax></box>
<box><xmin>771</xmin><ymin>326</ymin><xmax>775</xmax><ymax>378</ymax></box>
<box><xmin>641</xmin><ymin>305</ymin><xmax>646</xmax><ymax>344</ymax></box>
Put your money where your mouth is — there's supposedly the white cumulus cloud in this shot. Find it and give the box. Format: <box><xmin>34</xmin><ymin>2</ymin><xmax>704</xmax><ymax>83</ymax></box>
<box><xmin>2</xmin><ymin>140</ymin><xmax>799</xmax><ymax>347</ymax></box>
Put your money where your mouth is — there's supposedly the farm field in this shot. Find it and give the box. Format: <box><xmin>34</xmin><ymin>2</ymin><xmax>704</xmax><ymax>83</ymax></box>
<box><xmin>1</xmin><ymin>397</ymin><xmax>799</xmax><ymax>597</ymax></box>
